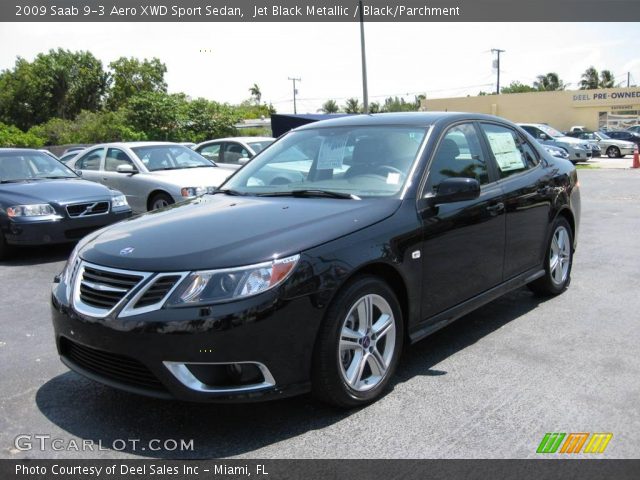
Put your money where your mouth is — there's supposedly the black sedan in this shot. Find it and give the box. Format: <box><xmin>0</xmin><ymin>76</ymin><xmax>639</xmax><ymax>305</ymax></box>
<box><xmin>50</xmin><ymin>113</ymin><xmax>580</xmax><ymax>407</ymax></box>
<box><xmin>0</xmin><ymin>149</ymin><xmax>132</xmax><ymax>259</ymax></box>
<box><xmin>604</xmin><ymin>130</ymin><xmax>640</xmax><ymax>148</ymax></box>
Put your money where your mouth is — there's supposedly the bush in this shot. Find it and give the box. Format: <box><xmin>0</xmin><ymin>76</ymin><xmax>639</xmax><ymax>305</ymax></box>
<box><xmin>0</xmin><ymin>122</ymin><xmax>44</xmax><ymax>147</ymax></box>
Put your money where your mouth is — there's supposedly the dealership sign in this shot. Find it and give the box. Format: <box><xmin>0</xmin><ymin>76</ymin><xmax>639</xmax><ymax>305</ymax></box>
<box><xmin>572</xmin><ymin>89</ymin><xmax>640</xmax><ymax>107</ymax></box>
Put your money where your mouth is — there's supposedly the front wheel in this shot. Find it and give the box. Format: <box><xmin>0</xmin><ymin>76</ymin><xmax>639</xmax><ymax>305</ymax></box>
<box><xmin>312</xmin><ymin>276</ymin><xmax>403</xmax><ymax>408</ymax></box>
<box><xmin>607</xmin><ymin>146</ymin><xmax>621</xmax><ymax>158</ymax></box>
<box><xmin>149</xmin><ymin>192</ymin><xmax>174</xmax><ymax>211</ymax></box>
<box><xmin>528</xmin><ymin>217</ymin><xmax>573</xmax><ymax>296</ymax></box>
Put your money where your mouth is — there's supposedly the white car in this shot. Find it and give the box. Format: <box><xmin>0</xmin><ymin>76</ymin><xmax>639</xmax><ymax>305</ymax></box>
<box><xmin>518</xmin><ymin>123</ymin><xmax>592</xmax><ymax>163</ymax></box>
<box><xmin>194</xmin><ymin>137</ymin><xmax>275</xmax><ymax>169</ymax></box>
<box><xmin>68</xmin><ymin>142</ymin><xmax>232</xmax><ymax>213</ymax></box>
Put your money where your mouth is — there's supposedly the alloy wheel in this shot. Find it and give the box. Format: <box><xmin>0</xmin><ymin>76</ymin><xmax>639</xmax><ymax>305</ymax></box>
<box><xmin>338</xmin><ymin>294</ymin><xmax>396</xmax><ymax>392</ymax></box>
<box><xmin>549</xmin><ymin>225</ymin><xmax>571</xmax><ymax>286</ymax></box>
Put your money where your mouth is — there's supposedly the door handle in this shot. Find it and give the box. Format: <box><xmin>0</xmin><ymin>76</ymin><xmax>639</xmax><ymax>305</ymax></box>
<box><xmin>486</xmin><ymin>202</ymin><xmax>505</xmax><ymax>214</ymax></box>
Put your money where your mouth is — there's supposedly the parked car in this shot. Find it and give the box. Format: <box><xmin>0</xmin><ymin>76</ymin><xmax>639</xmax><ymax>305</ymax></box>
<box><xmin>195</xmin><ymin>137</ymin><xmax>275</xmax><ymax>168</ymax></box>
<box><xmin>565</xmin><ymin>130</ymin><xmax>634</xmax><ymax>158</ymax></box>
<box><xmin>68</xmin><ymin>142</ymin><xmax>232</xmax><ymax>213</ymax></box>
<box><xmin>603</xmin><ymin>130</ymin><xmax>640</xmax><ymax>149</ymax></box>
<box><xmin>59</xmin><ymin>149</ymin><xmax>85</xmax><ymax>166</ymax></box>
<box><xmin>51</xmin><ymin>113</ymin><xmax>580</xmax><ymax>407</ymax></box>
<box><xmin>62</xmin><ymin>146</ymin><xmax>87</xmax><ymax>156</ymax></box>
<box><xmin>518</xmin><ymin>123</ymin><xmax>592</xmax><ymax>163</ymax></box>
<box><xmin>626</xmin><ymin>125</ymin><xmax>640</xmax><ymax>135</ymax></box>
<box><xmin>0</xmin><ymin>149</ymin><xmax>131</xmax><ymax>259</ymax></box>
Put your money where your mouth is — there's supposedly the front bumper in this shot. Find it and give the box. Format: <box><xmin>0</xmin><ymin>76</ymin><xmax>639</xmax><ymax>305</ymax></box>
<box><xmin>50</xmin><ymin>273</ymin><xmax>323</xmax><ymax>402</ymax></box>
<box><xmin>568</xmin><ymin>150</ymin><xmax>592</xmax><ymax>162</ymax></box>
<box><xmin>4</xmin><ymin>209</ymin><xmax>131</xmax><ymax>246</ymax></box>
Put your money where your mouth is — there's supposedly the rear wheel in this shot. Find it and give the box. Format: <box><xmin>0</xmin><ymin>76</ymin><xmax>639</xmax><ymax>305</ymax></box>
<box><xmin>149</xmin><ymin>192</ymin><xmax>174</xmax><ymax>211</ymax></box>
<box><xmin>312</xmin><ymin>276</ymin><xmax>403</xmax><ymax>407</ymax></box>
<box><xmin>528</xmin><ymin>217</ymin><xmax>573</xmax><ymax>296</ymax></box>
<box><xmin>607</xmin><ymin>146</ymin><xmax>621</xmax><ymax>158</ymax></box>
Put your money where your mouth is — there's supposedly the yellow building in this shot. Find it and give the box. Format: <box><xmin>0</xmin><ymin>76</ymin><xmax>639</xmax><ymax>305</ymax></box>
<box><xmin>421</xmin><ymin>87</ymin><xmax>640</xmax><ymax>131</ymax></box>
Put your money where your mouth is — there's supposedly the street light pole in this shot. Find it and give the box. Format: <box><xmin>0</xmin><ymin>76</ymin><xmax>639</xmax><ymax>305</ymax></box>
<box><xmin>288</xmin><ymin>77</ymin><xmax>301</xmax><ymax>114</ymax></box>
<box><xmin>491</xmin><ymin>48</ymin><xmax>505</xmax><ymax>94</ymax></box>
<box><xmin>359</xmin><ymin>0</ymin><xmax>369</xmax><ymax>113</ymax></box>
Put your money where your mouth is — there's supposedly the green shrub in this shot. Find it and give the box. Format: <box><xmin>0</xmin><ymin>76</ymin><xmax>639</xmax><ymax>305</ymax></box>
<box><xmin>0</xmin><ymin>122</ymin><xmax>44</xmax><ymax>147</ymax></box>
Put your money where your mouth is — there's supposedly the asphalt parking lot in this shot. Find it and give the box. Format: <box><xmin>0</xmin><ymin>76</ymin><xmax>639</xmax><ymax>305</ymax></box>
<box><xmin>1</xmin><ymin>168</ymin><xmax>639</xmax><ymax>460</ymax></box>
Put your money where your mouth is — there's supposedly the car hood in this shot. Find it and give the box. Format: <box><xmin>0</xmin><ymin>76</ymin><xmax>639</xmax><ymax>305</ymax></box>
<box><xmin>80</xmin><ymin>195</ymin><xmax>401</xmax><ymax>271</ymax></box>
<box><xmin>0</xmin><ymin>178</ymin><xmax>114</xmax><ymax>205</ymax></box>
<box><xmin>148</xmin><ymin>167</ymin><xmax>231</xmax><ymax>186</ymax></box>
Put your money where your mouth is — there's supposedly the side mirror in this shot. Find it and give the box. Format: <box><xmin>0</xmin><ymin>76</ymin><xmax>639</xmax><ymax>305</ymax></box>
<box><xmin>75</xmin><ymin>169</ymin><xmax>82</xmax><ymax>177</ymax></box>
<box><xmin>539</xmin><ymin>133</ymin><xmax>549</xmax><ymax>141</ymax></box>
<box><xmin>116</xmin><ymin>164</ymin><xmax>137</xmax><ymax>174</ymax></box>
<box><xmin>428</xmin><ymin>177</ymin><xmax>481</xmax><ymax>206</ymax></box>
<box><xmin>238</xmin><ymin>157</ymin><xmax>250</xmax><ymax>165</ymax></box>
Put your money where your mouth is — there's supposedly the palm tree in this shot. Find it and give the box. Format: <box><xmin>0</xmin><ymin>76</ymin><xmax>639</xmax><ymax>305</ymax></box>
<box><xmin>533</xmin><ymin>72</ymin><xmax>565</xmax><ymax>91</ymax></box>
<box><xmin>248</xmin><ymin>83</ymin><xmax>262</xmax><ymax>104</ymax></box>
<box><xmin>320</xmin><ymin>99</ymin><xmax>339</xmax><ymax>113</ymax></box>
<box><xmin>580</xmin><ymin>67</ymin><xmax>600</xmax><ymax>90</ymax></box>
<box><xmin>343</xmin><ymin>97</ymin><xmax>361</xmax><ymax>114</ymax></box>
<box><xmin>599</xmin><ymin>70</ymin><xmax>615</xmax><ymax>88</ymax></box>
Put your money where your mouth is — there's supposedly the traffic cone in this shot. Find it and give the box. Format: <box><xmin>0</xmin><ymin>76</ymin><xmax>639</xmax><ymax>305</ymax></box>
<box><xmin>633</xmin><ymin>144</ymin><xmax>640</xmax><ymax>169</ymax></box>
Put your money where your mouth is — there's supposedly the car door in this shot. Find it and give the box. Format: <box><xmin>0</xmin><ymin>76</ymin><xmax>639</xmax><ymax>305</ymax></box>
<box><xmin>101</xmin><ymin>147</ymin><xmax>145</xmax><ymax>212</ymax></box>
<box><xmin>419</xmin><ymin>122</ymin><xmax>505</xmax><ymax>320</ymax></box>
<box><xmin>73</xmin><ymin>148</ymin><xmax>105</xmax><ymax>183</ymax></box>
<box><xmin>479</xmin><ymin>122</ymin><xmax>552</xmax><ymax>279</ymax></box>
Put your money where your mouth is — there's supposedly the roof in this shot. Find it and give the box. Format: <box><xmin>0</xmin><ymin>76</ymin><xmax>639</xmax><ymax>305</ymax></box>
<box><xmin>293</xmin><ymin>112</ymin><xmax>512</xmax><ymax>130</ymax></box>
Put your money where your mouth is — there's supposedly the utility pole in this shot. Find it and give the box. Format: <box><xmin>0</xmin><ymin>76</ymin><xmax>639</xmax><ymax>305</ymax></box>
<box><xmin>359</xmin><ymin>0</ymin><xmax>369</xmax><ymax>113</ymax></box>
<box><xmin>288</xmin><ymin>77</ymin><xmax>301</xmax><ymax>114</ymax></box>
<box><xmin>491</xmin><ymin>48</ymin><xmax>505</xmax><ymax>94</ymax></box>
<box><xmin>628</xmin><ymin>72</ymin><xmax>631</xmax><ymax>88</ymax></box>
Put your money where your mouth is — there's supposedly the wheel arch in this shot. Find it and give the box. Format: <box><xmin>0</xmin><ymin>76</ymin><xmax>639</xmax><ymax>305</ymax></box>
<box><xmin>555</xmin><ymin>207</ymin><xmax>576</xmax><ymax>249</ymax></box>
<box><xmin>146</xmin><ymin>189</ymin><xmax>173</xmax><ymax>211</ymax></box>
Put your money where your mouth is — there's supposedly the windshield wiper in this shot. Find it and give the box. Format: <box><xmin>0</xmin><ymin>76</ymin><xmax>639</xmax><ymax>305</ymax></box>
<box><xmin>213</xmin><ymin>188</ymin><xmax>249</xmax><ymax>196</ymax></box>
<box><xmin>257</xmin><ymin>189</ymin><xmax>360</xmax><ymax>200</ymax></box>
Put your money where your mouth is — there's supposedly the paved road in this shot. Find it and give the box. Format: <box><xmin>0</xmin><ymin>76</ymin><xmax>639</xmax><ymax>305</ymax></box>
<box><xmin>1</xmin><ymin>169</ymin><xmax>639</xmax><ymax>459</ymax></box>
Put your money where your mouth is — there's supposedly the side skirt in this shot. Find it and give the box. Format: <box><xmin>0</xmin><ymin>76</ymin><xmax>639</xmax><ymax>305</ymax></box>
<box><xmin>408</xmin><ymin>267</ymin><xmax>545</xmax><ymax>344</ymax></box>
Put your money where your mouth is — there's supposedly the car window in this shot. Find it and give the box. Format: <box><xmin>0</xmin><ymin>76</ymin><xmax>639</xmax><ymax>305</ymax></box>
<box><xmin>131</xmin><ymin>145</ymin><xmax>213</xmax><ymax>171</ymax></box>
<box><xmin>0</xmin><ymin>151</ymin><xmax>76</xmax><ymax>181</ymax></box>
<box><xmin>105</xmin><ymin>148</ymin><xmax>135</xmax><ymax>172</ymax></box>
<box><xmin>481</xmin><ymin>123</ymin><xmax>538</xmax><ymax>178</ymax></box>
<box><xmin>247</xmin><ymin>140</ymin><xmax>274</xmax><ymax>153</ymax></box>
<box><xmin>199</xmin><ymin>144</ymin><xmax>221</xmax><ymax>162</ymax></box>
<box><xmin>222</xmin><ymin>143</ymin><xmax>250</xmax><ymax>164</ymax></box>
<box><xmin>521</xmin><ymin>126</ymin><xmax>543</xmax><ymax>139</ymax></box>
<box><xmin>75</xmin><ymin>149</ymin><xmax>103</xmax><ymax>170</ymax></box>
<box><xmin>223</xmin><ymin>126</ymin><xmax>427</xmax><ymax>197</ymax></box>
<box><xmin>425</xmin><ymin>123</ymin><xmax>489</xmax><ymax>194</ymax></box>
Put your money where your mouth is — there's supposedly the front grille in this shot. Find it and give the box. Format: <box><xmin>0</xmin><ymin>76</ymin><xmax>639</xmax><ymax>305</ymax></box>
<box><xmin>67</xmin><ymin>201</ymin><xmax>109</xmax><ymax>217</ymax></box>
<box><xmin>60</xmin><ymin>338</ymin><xmax>165</xmax><ymax>391</ymax></box>
<box><xmin>134</xmin><ymin>275</ymin><xmax>181</xmax><ymax>308</ymax></box>
<box><xmin>79</xmin><ymin>266</ymin><xmax>143</xmax><ymax>310</ymax></box>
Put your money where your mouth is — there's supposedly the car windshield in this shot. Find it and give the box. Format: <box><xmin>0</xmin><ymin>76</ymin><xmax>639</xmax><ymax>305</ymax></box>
<box><xmin>248</xmin><ymin>140</ymin><xmax>274</xmax><ymax>153</ymax></box>
<box><xmin>132</xmin><ymin>145</ymin><xmax>214</xmax><ymax>171</ymax></box>
<box><xmin>222</xmin><ymin>125</ymin><xmax>428</xmax><ymax>198</ymax></box>
<box><xmin>595</xmin><ymin>132</ymin><xmax>611</xmax><ymax>140</ymax></box>
<box><xmin>0</xmin><ymin>151</ymin><xmax>77</xmax><ymax>182</ymax></box>
<box><xmin>538</xmin><ymin>125</ymin><xmax>564</xmax><ymax>138</ymax></box>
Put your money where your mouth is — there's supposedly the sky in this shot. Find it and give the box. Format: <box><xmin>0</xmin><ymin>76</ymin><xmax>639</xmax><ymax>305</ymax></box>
<box><xmin>1</xmin><ymin>22</ymin><xmax>639</xmax><ymax>113</ymax></box>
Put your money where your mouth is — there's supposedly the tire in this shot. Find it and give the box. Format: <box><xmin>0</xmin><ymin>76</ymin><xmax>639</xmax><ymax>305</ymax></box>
<box><xmin>528</xmin><ymin>217</ymin><xmax>573</xmax><ymax>296</ymax></box>
<box><xmin>0</xmin><ymin>231</ymin><xmax>7</xmax><ymax>260</ymax></box>
<box><xmin>312</xmin><ymin>276</ymin><xmax>404</xmax><ymax>408</ymax></box>
<box><xmin>149</xmin><ymin>192</ymin><xmax>174</xmax><ymax>211</ymax></box>
<box><xmin>607</xmin><ymin>146</ymin><xmax>621</xmax><ymax>158</ymax></box>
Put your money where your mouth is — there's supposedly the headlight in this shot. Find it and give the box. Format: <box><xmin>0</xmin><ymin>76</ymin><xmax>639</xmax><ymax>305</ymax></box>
<box><xmin>181</xmin><ymin>186</ymin><xmax>217</xmax><ymax>197</ymax></box>
<box><xmin>111</xmin><ymin>194</ymin><xmax>129</xmax><ymax>208</ymax></box>
<box><xmin>7</xmin><ymin>204</ymin><xmax>56</xmax><ymax>217</ymax></box>
<box><xmin>61</xmin><ymin>242</ymin><xmax>81</xmax><ymax>286</ymax></box>
<box><xmin>166</xmin><ymin>254</ymin><xmax>300</xmax><ymax>306</ymax></box>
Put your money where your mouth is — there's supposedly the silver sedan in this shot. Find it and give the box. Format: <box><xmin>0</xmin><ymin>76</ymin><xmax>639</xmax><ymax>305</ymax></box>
<box><xmin>68</xmin><ymin>142</ymin><xmax>232</xmax><ymax>213</ymax></box>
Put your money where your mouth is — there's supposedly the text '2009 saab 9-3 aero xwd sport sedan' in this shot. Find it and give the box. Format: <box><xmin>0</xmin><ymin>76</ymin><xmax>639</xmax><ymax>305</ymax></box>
<box><xmin>51</xmin><ymin>113</ymin><xmax>580</xmax><ymax>407</ymax></box>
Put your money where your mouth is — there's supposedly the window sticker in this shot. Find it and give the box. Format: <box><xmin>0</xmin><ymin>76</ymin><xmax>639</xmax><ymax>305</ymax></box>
<box><xmin>386</xmin><ymin>172</ymin><xmax>401</xmax><ymax>184</ymax></box>
<box><xmin>486</xmin><ymin>131</ymin><xmax>526</xmax><ymax>171</ymax></box>
<box><xmin>317</xmin><ymin>134</ymin><xmax>348</xmax><ymax>170</ymax></box>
